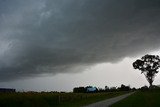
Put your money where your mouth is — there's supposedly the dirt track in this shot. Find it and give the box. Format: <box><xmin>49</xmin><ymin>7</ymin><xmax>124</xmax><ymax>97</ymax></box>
<box><xmin>83</xmin><ymin>92</ymin><xmax>135</xmax><ymax>107</ymax></box>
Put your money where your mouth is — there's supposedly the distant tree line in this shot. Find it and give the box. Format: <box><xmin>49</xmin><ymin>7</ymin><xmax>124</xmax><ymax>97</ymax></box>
<box><xmin>73</xmin><ymin>84</ymin><xmax>136</xmax><ymax>93</ymax></box>
<box><xmin>73</xmin><ymin>84</ymin><xmax>160</xmax><ymax>93</ymax></box>
<box><xmin>99</xmin><ymin>84</ymin><xmax>134</xmax><ymax>92</ymax></box>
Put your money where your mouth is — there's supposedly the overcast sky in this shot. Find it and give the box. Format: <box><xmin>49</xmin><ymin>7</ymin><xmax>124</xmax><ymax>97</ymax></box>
<box><xmin>0</xmin><ymin>0</ymin><xmax>160</xmax><ymax>91</ymax></box>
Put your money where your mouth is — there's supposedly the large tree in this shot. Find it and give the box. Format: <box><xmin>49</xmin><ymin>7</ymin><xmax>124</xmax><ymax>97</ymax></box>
<box><xmin>133</xmin><ymin>54</ymin><xmax>160</xmax><ymax>87</ymax></box>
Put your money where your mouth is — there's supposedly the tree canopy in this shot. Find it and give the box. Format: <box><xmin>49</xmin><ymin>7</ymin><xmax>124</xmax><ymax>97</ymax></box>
<box><xmin>133</xmin><ymin>54</ymin><xmax>160</xmax><ymax>87</ymax></box>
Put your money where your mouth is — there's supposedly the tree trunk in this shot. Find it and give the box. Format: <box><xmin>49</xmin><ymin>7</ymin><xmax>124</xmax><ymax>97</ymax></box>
<box><xmin>149</xmin><ymin>82</ymin><xmax>152</xmax><ymax>88</ymax></box>
<box><xmin>149</xmin><ymin>78</ymin><xmax>153</xmax><ymax>88</ymax></box>
<box><xmin>148</xmin><ymin>72</ymin><xmax>153</xmax><ymax>88</ymax></box>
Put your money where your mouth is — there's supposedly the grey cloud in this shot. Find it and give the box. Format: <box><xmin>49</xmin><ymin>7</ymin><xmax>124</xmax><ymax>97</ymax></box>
<box><xmin>0</xmin><ymin>0</ymin><xmax>160</xmax><ymax>81</ymax></box>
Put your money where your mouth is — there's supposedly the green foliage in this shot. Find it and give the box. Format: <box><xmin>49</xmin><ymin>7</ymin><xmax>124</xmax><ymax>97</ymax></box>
<box><xmin>0</xmin><ymin>91</ymin><xmax>127</xmax><ymax>107</ymax></box>
<box><xmin>111</xmin><ymin>90</ymin><xmax>160</xmax><ymax>107</ymax></box>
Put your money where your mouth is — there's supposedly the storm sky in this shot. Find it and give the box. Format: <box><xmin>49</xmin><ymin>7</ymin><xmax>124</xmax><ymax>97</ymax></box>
<box><xmin>1</xmin><ymin>0</ymin><xmax>160</xmax><ymax>91</ymax></box>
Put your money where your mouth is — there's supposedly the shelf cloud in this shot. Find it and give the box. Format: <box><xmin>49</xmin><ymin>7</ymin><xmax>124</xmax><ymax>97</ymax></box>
<box><xmin>0</xmin><ymin>0</ymin><xmax>160</xmax><ymax>81</ymax></box>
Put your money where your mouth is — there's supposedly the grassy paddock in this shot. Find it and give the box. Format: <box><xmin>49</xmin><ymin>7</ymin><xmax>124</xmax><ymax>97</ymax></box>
<box><xmin>111</xmin><ymin>90</ymin><xmax>160</xmax><ymax>107</ymax></box>
<box><xmin>0</xmin><ymin>91</ymin><xmax>128</xmax><ymax>107</ymax></box>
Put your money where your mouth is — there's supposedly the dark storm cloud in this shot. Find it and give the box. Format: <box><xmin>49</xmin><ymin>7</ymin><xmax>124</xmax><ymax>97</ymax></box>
<box><xmin>0</xmin><ymin>0</ymin><xmax>160</xmax><ymax>81</ymax></box>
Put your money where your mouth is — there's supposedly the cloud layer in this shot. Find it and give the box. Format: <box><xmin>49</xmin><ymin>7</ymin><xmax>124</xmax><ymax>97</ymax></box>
<box><xmin>0</xmin><ymin>0</ymin><xmax>160</xmax><ymax>81</ymax></box>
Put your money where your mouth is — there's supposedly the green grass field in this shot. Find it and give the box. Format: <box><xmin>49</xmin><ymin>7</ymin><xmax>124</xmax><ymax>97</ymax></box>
<box><xmin>111</xmin><ymin>90</ymin><xmax>160</xmax><ymax>107</ymax></box>
<box><xmin>0</xmin><ymin>91</ymin><xmax>127</xmax><ymax>107</ymax></box>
